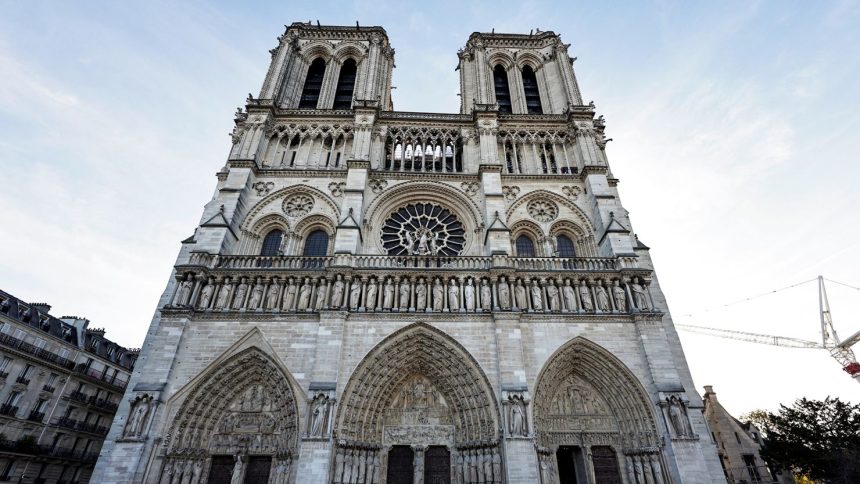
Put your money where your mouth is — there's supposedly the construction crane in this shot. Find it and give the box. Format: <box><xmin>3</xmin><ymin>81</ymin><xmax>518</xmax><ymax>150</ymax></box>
<box><xmin>676</xmin><ymin>276</ymin><xmax>860</xmax><ymax>384</ymax></box>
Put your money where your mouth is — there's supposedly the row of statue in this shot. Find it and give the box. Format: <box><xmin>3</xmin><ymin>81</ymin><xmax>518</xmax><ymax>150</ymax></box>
<box><xmin>172</xmin><ymin>273</ymin><xmax>654</xmax><ymax>313</ymax></box>
<box><xmin>332</xmin><ymin>446</ymin><xmax>381</xmax><ymax>484</ymax></box>
<box><xmin>454</xmin><ymin>446</ymin><xmax>503</xmax><ymax>484</ymax></box>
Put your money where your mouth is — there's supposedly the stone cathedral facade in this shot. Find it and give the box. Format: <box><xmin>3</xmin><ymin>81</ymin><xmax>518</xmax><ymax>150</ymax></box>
<box><xmin>93</xmin><ymin>23</ymin><xmax>724</xmax><ymax>484</ymax></box>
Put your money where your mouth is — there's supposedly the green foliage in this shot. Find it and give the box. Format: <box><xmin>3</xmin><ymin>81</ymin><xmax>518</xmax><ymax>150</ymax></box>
<box><xmin>754</xmin><ymin>397</ymin><xmax>860</xmax><ymax>484</ymax></box>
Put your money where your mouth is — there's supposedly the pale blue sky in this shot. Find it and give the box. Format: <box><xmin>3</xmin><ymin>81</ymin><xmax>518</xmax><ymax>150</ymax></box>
<box><xmin>1</xmin><ymin>1</ymin><xmax>859</xmax><ymax>415</ymax></box>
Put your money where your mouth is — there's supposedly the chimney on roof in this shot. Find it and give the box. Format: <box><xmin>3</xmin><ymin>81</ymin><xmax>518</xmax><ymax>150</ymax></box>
<box><xmin>29</xmin><ymin>303</ymin><xmax>52</xmax><ymax>315</ymax></box>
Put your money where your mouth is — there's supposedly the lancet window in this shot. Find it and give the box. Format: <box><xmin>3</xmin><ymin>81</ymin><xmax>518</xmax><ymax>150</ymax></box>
<box><xmin>299</xmin><ymin>58</ymin><xmax>326</xmax><ymax>109</ymax></box>
<box><xmin>515</xmin><ymin>235</ymin><xmax>536</xmax><ymax>258</ymax></box>
<box><xmin>493</xmin><ymin>65</ymin><xmax>512</xmax><ymax>114</ymax></box>
<box><xmin>522</xmin><ymin>65</ymin><xmax>543</xmax><ymax>114</ymax></box>
<box><xmin>333</xmin><ymin>58</ymin><xmax>357</xmax><ymax>110</ymax></box>
<box><xmin>260</xmin><ymin>229</ymin><xmax>284</xmax><ymax>256</ymax></box>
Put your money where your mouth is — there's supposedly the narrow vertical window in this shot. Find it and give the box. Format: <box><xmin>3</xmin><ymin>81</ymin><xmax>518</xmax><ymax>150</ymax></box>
<box><xmin>522</xmin><ymin>65</ymin><xmax>543</xmax><ymax>114</ymax></box>
<box><xmin>493</xmin><ymin>65</ymin><xmax>512</xmax><ymax>114</ymax></box>
<box><xmin>516</xmin><ymin>235</ymin><xmax>536</xmax><ymax>257</ymax></box>
<box><xmin>299</xmin><ymin>58</ymin><xmax>326</xmax><ymax>109</ymax></box>
<box><xmin>556</xmin><ymin>235</ymin><xmax>576</xmax><ymax>257</ymax></box>
<box><xmin>333</xmin><ymin>58</ymin><xmax>357</xmax><ymax>109</ymax></box>
<box><xmin>302</xmin><ymin>230</ymin><xmax>329</xmax><ymax>257</ymax></box>
<box><xmin>260</xmin><ymin>229</ymin><xmax>284</xmax><ymax>256</ymax></box>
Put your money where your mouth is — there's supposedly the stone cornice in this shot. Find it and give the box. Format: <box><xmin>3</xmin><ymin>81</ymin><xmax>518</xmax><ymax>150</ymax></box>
<box><xmin>256</xmin><ymin>168</ymin><xmax>348</xmax><ymax>178</ymax></box>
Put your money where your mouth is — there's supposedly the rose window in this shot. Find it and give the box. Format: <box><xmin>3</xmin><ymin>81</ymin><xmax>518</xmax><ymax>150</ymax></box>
<box><xmin>527</xmin><ymin>199</ymin><xmax>558</xmax><ymax>222</ymax></box>
<box><xmin>283</xmin><ymin>195</ymin><xmax>314</xmax><ymax>217</ymax></box>
<box><xmin>381</xmin><ymin>203</ymin><xmax>466</xmax><ymax>256</ymax></box>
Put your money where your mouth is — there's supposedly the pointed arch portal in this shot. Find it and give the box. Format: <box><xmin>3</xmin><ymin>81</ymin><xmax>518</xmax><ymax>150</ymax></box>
<box><xmin>332</xmin><ymin>323</ymin><xmax>502</xmax><ymax>484</ymax></box>
<box><xmin>160</xmin><ymin>347</ymin><xmax>300</xmax><ymax>484</ymax></box>
<box><xmin>533</xmin><ymin>337</ymin><xmax>667</xmax><ymax>484</ymax></box>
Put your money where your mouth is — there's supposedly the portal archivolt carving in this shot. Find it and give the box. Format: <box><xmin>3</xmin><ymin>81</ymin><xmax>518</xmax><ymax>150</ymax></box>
<box><xmin>161</xmin><ymin>347</ymin><xmax>300</xmax><ymax>483</ymax></box>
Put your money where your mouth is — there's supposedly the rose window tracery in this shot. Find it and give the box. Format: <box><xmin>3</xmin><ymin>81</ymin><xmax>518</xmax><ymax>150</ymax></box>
<box><xmin>527</xmin><ymin>199</ymin><xmax>558</xmax><ymax>222</ymax></box>
<box><xmin>381</xmin><ymin>203</ymin><xmax>465</xmax><ymax>256</ymax></box>
<box><xmin>283</xmin><ymin>194</ymin><xmax>314</xmax><ymax>217</ymax></box>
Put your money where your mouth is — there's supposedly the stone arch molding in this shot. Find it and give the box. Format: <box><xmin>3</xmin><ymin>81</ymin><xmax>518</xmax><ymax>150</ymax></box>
<box><xmin>158</xmin><ymin>329</ymin><xmax>302</xmax><ymax>483</ymax></box>
<box><xmin>533</xmin><ymin>336</ymin><xmax>659</xmax><ymax>449</ymax></box>
<box><xmin>335</xmin><ymin>322</ymin><xmax>500</xmax><ymax>445</ymax></box>
<box><xmin>363</xmin><ymin>181</ymin><xmax>485</xmax><ymax>255</ymax></box>
<box><xmin>506</xmin><ymin>189</ymin><xmax>598</xmax><ymax>256</ymax></box>
<box><xmin>238</xmin><ymin>184</ymin><xmax>341</xmax><ymax>254</ymax></box>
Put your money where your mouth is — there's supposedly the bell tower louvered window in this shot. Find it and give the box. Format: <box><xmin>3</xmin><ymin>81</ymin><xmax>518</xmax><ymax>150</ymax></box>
<box><xmin>333</xmin><ymin>58</ymin><xmax>357</xmax><ymax>110</ymax></box>
<box><xmin>299</xmin><ymin>58</ymin><xmax>326</xmax><ymax>109</ymax></box>
<box><xmin>493</xmin><ymin>65</ymin><xmax>512</xmax><ymax>114</ymax></box>
<box><xmin>522</xmin><ymin>65</ymin><xmax>543</xmax><ymax>114</ymax></box>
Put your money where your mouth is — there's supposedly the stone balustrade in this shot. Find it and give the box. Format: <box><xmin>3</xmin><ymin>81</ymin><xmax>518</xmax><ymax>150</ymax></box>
<box><xmin>168</xmin><ymin>253</ymin><xmax>657</xmax><ymax>316</ymax></box>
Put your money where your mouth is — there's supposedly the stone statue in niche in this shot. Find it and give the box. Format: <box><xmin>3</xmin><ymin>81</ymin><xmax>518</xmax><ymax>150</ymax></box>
<box><xmin>315</xmin><ymin>281</ymin><xmax>327</xmax><ymax>310</ymax></box>
<box><xmin>248</xmin><ymin>279</ymin><xmax>264</xmax><ymax>309</ymax></box>
<box><xmin>514</xmin><ymin>279</ymin><xmax>528</xmax><ymax>310</ymax></box>
<box><xmin>124</xmin><ymin>394</ymin><xmax>153</xmax><ymax>438</ymax></box>
<box><xmin>330</xmin><ymin>274</ymin><xmax>345</xmax><ymax>309</ymax></box>
<box><xmin>399</xmin><ymin>278</ymin><xmax>410</xmax><ymax>310</ymax></box>
<box><xmin>415</xmin><ymin>278</ymin><xmax>427</xmax><ymax>310</ymax></box>
<box><xmin>546</xmin><ymin>280</ymin><xmax>560</xmax><ymax>311</ymax></box>
<box><xmin>480</xmin><ymin>279</ymin><xmax>492</xmax><ymax>311</ymax></box>
<box><xmin>562</xmin><ymin>279</ymin><xmax>576</xmax><ymax>311</ymax></box>
<box><xmin>349</xmin><ymin>278</ymin><xmax>362</xmax><ymax>310</ymax></box>
<box><xmin>666</xmin><ymin>395</ymin><xmax>694</xmax><ymax>437</ymax></box>
<box><xmin>176</xmin><ymin>275</ymin><xmax>194</xmax><ymax>306</ymax></box>
<box><xmin>631</xmin><ymin>277</ymin><xmax>650</xmax><ymax>310</ymax></box>
<box><xmin>198</xmin><ymin>279</ymin><xmax>214</xmax><ymax>310</ymax></box>
<box><xmin>432</xmin><ymin>278</ymin><xmax>444</xmax><ymax>311</ymax></box>
<box><xmin>578</xmin><ymin>281</ymin><xmax>594</xmax><ymax>312</ymax></box>
<box><xmin>383</xmin><ymin>277</ymin><xmax>395</xmax><ymax>309</ymax></box>
<box><xmin>507</xmin><ymin>394</ymin><xmax>529</xmax><ymax>436</ymax></box>
<box><xmin>265</xmin><ymin>279</ymin><xmax>280</xmax><ymax>310</ymax></box>
<box><xmin>296</xmin><ymin>278</ymin><xmax>312</xmax><ymax>310</ymax></box>
<box><xmin>283</xmin><ymin>277</ymin><xmax>297</xmax><ymax>311</ymax></box>
<box><xmin>216</xmin><ymin>278</ymin><xmax>233</xmax><ymax>309</ymax></box>
<box><xmin>448</xmin><ymin>279</ymin><xmax>460</xmax><ymax>310</ymax></box>
<box><xmin>612</xmin><ymin>280</ymin><xmax>627</xmax><ymax>311</ymax></box>
<box><xmin>232</xmin><ymin>278</ymin><xmax>249</xmax><ymax>310</ymax></box>
<box><xmin>464</xmin><ymin>278</ymin><xmax>476</xmax><ymax>311</ymax></box>
<box><xmin>594</xmin><ymin>282</ymin><xmax>610</xmax><ymax>311</ymax></box>
<box><xmin>366</xmin><ymin>278</ymin><xmax>378</xmax><ymax>310</ymax></box>
<box><xmin>498</xmin><ymin>277</ymin><xmax>511</xmax><ymax>309</ymax></box>
<box><xmin>308</xmin><ymin>393</ymin><xmax>331</xmax><ymax>437</ymax></box>
<box><xmin>530</xmin><ymin>281</ymin><xmax>543</xmax><ymax>310</ymax></box>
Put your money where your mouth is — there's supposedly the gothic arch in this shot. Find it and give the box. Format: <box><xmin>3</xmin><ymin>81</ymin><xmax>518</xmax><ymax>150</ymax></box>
<box><xmin>335</xmin><ymin>322</ymin><xmax>500</xmax><ymax>445</ymax></box>
<box><xmin>507</xmin><ymin>189</ymin><xmax>595</xmax><ymax>233</ymax></box>
<box><xmin>300</xmin><ymin>41</ymin><xmax>335</xmax><ymax>62</ymax></box>
<box><xmin>515</xmin><ymin>52</ymin><xmax>544</xmax><ymax>72</ymax></box>
<box><xmin>333</xmin><ymin>41</ymin><xmax>368</xmax><ymax>62</ymax></box>
<box><xmin>487</xmin><ymin>50</ymin><xmax>515</xmax><ymax>70</ymax></box>
<box><xmin>240</xmin><ymin>184</ymin><xmax>341</xmax><ymax>233</ymax></box>
<box><xmin>363</xmin><ymin>181</ymin><xmax>484</xmax><ymax>255</ymax></box>
<box><xmin>510</xmin><ymin>219</ymin><xmax>545</xmax><ymax>257</ymax></box>
<box><xmin>533</xmin><ymin>337</ymin><xmax>659</xmax><ymax>450</ymax></box>
<box><xmin>157</xmin><ymin>337</ymin><xmax>302</xmax><ymax>484</ymax></box>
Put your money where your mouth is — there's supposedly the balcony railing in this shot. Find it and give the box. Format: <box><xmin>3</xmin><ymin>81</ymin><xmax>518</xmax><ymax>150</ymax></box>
<box><xmin>16</xmin><ymin>376</ymin><xmax>31</xmax><ymax>385</ymax></box>
<box><xmin>27</xmin><ymin>410</ymin><xmax>45</xmax><ymax>422</ymax></box>
<box><xmin>0</xmin><ymin>332</ymin><xmax>75</xmax><ymax>369</ymax></box>
<box><xmin>72</xmin><ymin>364</ymin><xmax>129</xmax><ymax>391</ymax></box>
<box><xmin>0</xmin><ymin>404</ymin><xmax>19</xmax><ymax>417</ymax></box>
<box><xmin>56</xmin><ymin>416</ymin><xmax>78</xmax><ymax>430</ymax></box>
<box><xmin>42</xmin><ymin>384</ymin><xmax>56</xmax><ymax>393</ymax></box>
<box><xmin>0</xmin><ymin>440</ymin><xmax>98</xmax><ymax>463</ymax></box>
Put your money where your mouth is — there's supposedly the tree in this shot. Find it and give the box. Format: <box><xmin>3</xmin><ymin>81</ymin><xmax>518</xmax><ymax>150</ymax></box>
<box><xmin>747</xmin><ymin>397</ymin><xmax>860</xmax><ymax>483</ymax></box>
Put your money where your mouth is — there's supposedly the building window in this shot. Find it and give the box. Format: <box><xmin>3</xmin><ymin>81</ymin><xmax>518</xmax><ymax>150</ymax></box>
<box><xmin>516</xmin><ymin>235</ymin><xmax>536</xmax><ymax>258</ymax></box>
<box><xmin>302</xmin><ymin>230</ymin><xmax>329</xmax><ymax>257</ymax></box>
<box><xmin>493</xmin><ymin>65</ymin><xmax>512</xmax><ymax>114</ymax></box>
<box><xmin>0</xmin><ymin>356</ymin><xmax>11</xmax><ymax>373</ymax></box>
<box><xmin>1</xmin><ymin>460</ymin><xmax>14</xmax><ymax>481</ymax></box>
<box><xmin>260</xmin><ymin>229</ymin><xmax>284</xmax><ymax>256</ymax></box>
<box><xmin>522</xmin><ymin>65</ymin><xmax>543</xmax><ymax>114</ymax></box>
<box><xmin>299</xmin><ymin>58</ymin><xmax>326</xmax><ymax>109</ymax></box>
<box><xmin>743</xmin><ymin>454</ymin><xmax>762</xmax><ymax>482</ymax></box>
<box><xmin>333</xmin><ymin>58</ymin><xmax>357</xmax><ymax>109</ymax></box>
<box><xmin>556</xmin><ymin>235</ymin><xmax>576</xmax><ymax>257</ymax></box>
